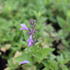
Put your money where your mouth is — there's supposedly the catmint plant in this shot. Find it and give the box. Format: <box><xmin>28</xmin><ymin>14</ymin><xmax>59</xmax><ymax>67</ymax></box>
<box><xmin>20</xmin><ymin>19</ymin><xmax>36</xmax><ymax>47</ymax></box>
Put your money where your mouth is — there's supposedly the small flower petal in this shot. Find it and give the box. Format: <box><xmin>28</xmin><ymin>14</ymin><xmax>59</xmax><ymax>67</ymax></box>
<box><xmin>19</xmin><ymin>60</ymin><xmax>30</xmax><ymax>64</ymax></box>
<box><xmin>27</xmin><ymin>35</ymin><xmax>34</xmax><ymax>47</ymax></box>
<box><xmin>28</xmin><ymin>41</ymin><xmax>32</xmax><ymax>46</ymax></box>
<box><xmin>20</xmin><ymin>24</ymin><xmax>29</xmax><ymax>30</ymax></box>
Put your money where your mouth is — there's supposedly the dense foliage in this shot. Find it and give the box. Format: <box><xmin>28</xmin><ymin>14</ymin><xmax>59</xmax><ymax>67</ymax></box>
<box><xmin>0</xmin><ymin>0</ymin><xmax>70</xmax><ymax>70</ymax></box>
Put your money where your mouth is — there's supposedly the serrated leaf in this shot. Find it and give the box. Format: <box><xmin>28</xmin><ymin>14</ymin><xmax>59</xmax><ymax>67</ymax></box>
<box><xmin>14</xmin><ymin>46</ymin><xmax>53</xmax><ymax>64</ymax></box>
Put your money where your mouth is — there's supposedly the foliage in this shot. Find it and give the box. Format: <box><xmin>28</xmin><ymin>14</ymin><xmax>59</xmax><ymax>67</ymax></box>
<box><xmin>0</xmin><ymin>0</ymin><xmax>70</xmax><ymax>70</ymax></box>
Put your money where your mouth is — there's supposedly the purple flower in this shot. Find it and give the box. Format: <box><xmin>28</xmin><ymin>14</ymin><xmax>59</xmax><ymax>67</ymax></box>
<box><xmin>27</xmin><ymin>35</ymin><xmax>34</xmax><ymax>47</ymax></box>
<box><xmin>20</xmin><ymin>23</ymin><xmax>35</xmax><ymax>47</ymax></box>
<box><xmin>19</xmin><ymin>60</ymin><xmax>30</xmax><ymax>64</ymax></box>
<box><xmin>20</xmin><ymin>24</ymin><xmax>29</xmax><ymax>30</ymax></box>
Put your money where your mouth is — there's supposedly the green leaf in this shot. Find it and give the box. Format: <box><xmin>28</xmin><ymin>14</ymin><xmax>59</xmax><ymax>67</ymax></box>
<box><xmin>14</xmin><ymin>46</ymin><xmax>53</xmax><ymax>64</ymax></box>
<box><xmin>57</xmin><ymin>16</ymin><xmax>70</xmax><ymax>32</ymax></box>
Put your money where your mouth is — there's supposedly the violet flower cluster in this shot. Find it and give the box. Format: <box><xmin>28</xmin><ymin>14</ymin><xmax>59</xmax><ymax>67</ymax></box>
<box><xmin>19</xmin><ymin>19</ymin><xmax>36</xmax><ymax>64</ymax></box>
<box><xmin>20</xmin><ymin>19</ymin><xmax>36</xmax><ymax>47</ymax></box>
